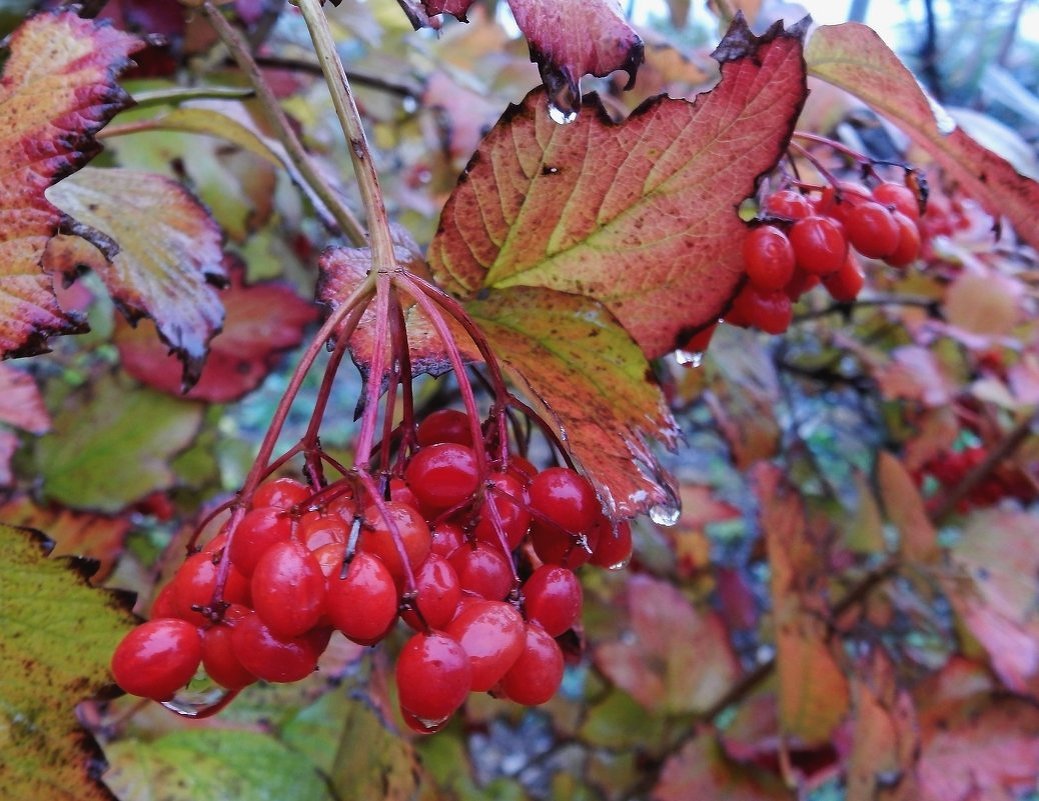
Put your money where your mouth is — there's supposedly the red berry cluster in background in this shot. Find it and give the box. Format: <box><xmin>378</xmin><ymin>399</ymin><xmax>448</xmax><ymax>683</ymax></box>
<box><xmin>913</xmin><ymin>445</ymin><xmax>1037</xmax><ymax>513</ymax></box>
<box><xmin>110</xmin><ymin>408</ymin><xmax>633</xmax><ymax>733</ymax></box>
<box><xmin>727</xmin><ymin>179</ymin><xmax>925</xmax><ymax>334</ymax></box>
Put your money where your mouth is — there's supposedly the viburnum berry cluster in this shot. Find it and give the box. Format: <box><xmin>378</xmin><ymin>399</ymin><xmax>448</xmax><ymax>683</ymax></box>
<box><xmin>726</xmin><ymin>174</ymin><xmax>926</xmax><ymax>334</ymax></box>
<box><xmin>110</xmin><ymin>255</ymin><xmax>634</xmax><ymax>732</ymax></box>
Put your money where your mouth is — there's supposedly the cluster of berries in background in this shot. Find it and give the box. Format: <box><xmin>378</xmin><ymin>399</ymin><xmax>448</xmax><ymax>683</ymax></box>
<box><xmin>727</xmin><ymin>178</ymin><xmax>925</xmax><ymax>334</ymax></box>
<box><xmin>110</xmin><ymin>408</ymin><xmax>633</xmax><ymax>732</ymax></box>
<box><xmin>914</xmin><ymin>444</ymin><xmax>1037</xmax><ymax>513</ymax></box>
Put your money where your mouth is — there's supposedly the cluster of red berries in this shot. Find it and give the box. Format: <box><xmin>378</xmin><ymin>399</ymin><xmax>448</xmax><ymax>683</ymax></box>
<box><xmin>914</xmin><ymin>445</ymin><xmax>1036</xmax><ymax>512</ymax></box>
<box><xmin>727</xmin><ymin>179</ymin><xmax>925</xmax><ymax>334</ymax></box>
<box><xmin>110</xmin><ymin>408</ymin><xmax>632</xmax><ymax>732</ymax></box>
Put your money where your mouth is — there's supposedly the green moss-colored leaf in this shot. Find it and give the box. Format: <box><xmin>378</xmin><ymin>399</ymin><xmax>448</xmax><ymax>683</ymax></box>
<box><xmin>35</xmin><ymin>373</ymin><xmax>203</xmax><ymax>513</ymax></box>
<box><xmin>0</xmin><ymin>525</ymin><xmax>136</xmax><ymax>801</ymax></box>
<box><xmin>103</xmin><ymin>730</ymin><xmax>333</xmax><ymax>801</ymax></box>
<box><xmin>329</xmin><ymin>696</ymin><xmax>420</xmax><ymax>801</ymax></box>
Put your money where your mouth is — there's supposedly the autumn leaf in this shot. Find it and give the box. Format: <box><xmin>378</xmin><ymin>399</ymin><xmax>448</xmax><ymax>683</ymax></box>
<box><xmin>755</xmin><ymin>464</ymin><xmax>850</xmax><ymax>746</ymax></box>
<box><xmin>875</xmin><ymin>451</ymin><xmax>938</xmax><ymax>564</ymax></box>
<box><xmin>115</xmin><ymin>260</ymin><xmax>318</xmax><ymax>403</ymax></box>
<box><xmin>419</xmin><ymin>0</ymin><xmax>643</xmax><ymax>116</ymax></box>
<box><xmin>594</xmin><ymin>574</ymin><xmax>741</xmax><ymax>714</ymax></box>
<box><xmin>653</xmin><ymin>736</ymin><xmax>788</xmax><ymax>801</ymax></box>
<box><xmin>0</xmin><ymin>525</ymin><xmax>136</xmax><ymax>801</ymax></box>
<box><xmin>0</xmin><ymin>10</ymin><xmax>142</xmax><ymax>357</ymax></box>
<box><xmin>33</xmin><ymin>372</ymin><xmax>203</xmax><ymax>513</ymax></box>
<box><xmin>0</xmin><ymin>496</ymin><xmax>132</xmax><ymax>583</ymax></box>
<box><xmin>0</xmin><ymin>363</ymin><xmax>50</xmax><ymax>434</ymax></box>
<box><xmin>806</xmin><ymin>23</ymin><xmax>1039</xmax><ymax>252</ymax></box>
<box><xmin>429</xmin><ymin>17</ymin><xmax>807</xmax><ymax>359</ymax></box>
<box><xmin>45</xmin><ymin>167</ymin><xmax>228</xmax><ymax>386</ymax></box>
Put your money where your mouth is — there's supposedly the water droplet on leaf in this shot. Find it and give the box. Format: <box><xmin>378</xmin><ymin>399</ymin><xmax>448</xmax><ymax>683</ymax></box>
<box><xmin>675</xmin><ymin>350</ymin><xmax>704</xmax><ymax>368</ymax></box>
<box><xmin>543</xmin><ymin>67</ymin><xmax>580</xmax><ymax>125</ymax></box>
<box><xmin>547</xmin><ymin>102</ymin><xmax>578</xmax><ymax>125</ymax></box>
<box><xmin>649</xmin><ymin>503</ymin><xmax>680</xmax><ymax>527</ymax></box>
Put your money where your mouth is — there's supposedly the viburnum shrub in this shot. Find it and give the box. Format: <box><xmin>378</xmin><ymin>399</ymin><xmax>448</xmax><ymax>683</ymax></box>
<box><xmin>4</xmin><ymin>0</ymin><xmax>1039</xmax><ymax>798</ymax></box>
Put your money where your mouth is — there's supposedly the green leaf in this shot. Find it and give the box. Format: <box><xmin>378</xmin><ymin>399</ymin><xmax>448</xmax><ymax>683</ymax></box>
<box><xmin>0</xmin><ymin>525</ymin><xmax>136</xmax><ymax>801</ymax></box>
<box><xmin>805</xmin><ymin>22</ymin><xmax>1039</xmax><ymax>253</ymax></box>
<box><xmin>328</xmin><ymin>695</ymin><xmax>420</xmax><ymax>801</ymax></box>
<box><xmin>102</xmin><ymin>730</ymin><xmax>334</xmax><ymax>801</ymax></box>
<box><xmin>34</xmin><ymin>373</ymin><xmax>203</xmax><ymax>513</ymax></box>
<box><xmin>0</xmin><ymin>10</ymin><xmax>141</xmax><ymax>357</ymax></box>
<box><xmin>429</xmin><ymin>18</ymin><xmax>807</xmax><ymax>358</ymax></box>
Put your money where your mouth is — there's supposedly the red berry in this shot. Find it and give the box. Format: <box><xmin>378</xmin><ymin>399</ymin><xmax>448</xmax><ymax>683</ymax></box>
<box><xmin>448</xmin><ymin>541</ymin><xmax>514</xmax><ymax>601</ymax></box>
<box><xmin>522</xmin><ymin>565</ymin><xmax>582</xmax><ymax>637</ymax></box>
<box><xmin>299</xmin><ymin>513</ymin><xmax>349</xmax><ymax>552</ymax></box>
<box><xmin>229</xmin><ymin>506</ymin><xmax>293</xmax><ymax>577</ymax></box>
<box><xmin>845</xmin><ymin>199</ymin><xmax>900</xmax><ymax>258</ymax></box>
<box><xmin>326</xmin><ymin>551</ymin><xmax>399</xmax><ymax>643</ymax></box>
<box><xmin>590</xmin><ymin>518</ymin><xmax>633</xmax><ymax>569</ymax></box>
<box><xmin>230</xmin><ymin>612</ymin><xmax>329</xmax><ymax>683</ymax></box>
<box><xmin>251</xmin><ymin>540</ymin><xmax>326</xmax><ymax>638</ymax></box>
<box><xmin>170</xmin><ymin>552</ymin><xmax>250</xmax><ymax>626</ymax></box>
<box><xmin>815</xmin><ymin>182</ymin><xmax>870</xmax><ymax>223</ymax></box>
<box><xmin>357</xmin><ymin>501</ymin><xmax>431</xmax><ymax>584</ymax></box>
<box><xmin>200</xmin><ymin>605</ymin><xmax>256</xmax><ymax>690</ymax></box>
<box><xmin>416</xmin><ymin>409</ymin><xmax>474</xmax><ymax>447</ymax></box>
<box><xmin>111</xmin><ymin>618</ymin><xmax>202</xmax><ymax>701</ymax></box>
<box><xmin>251</xmin><ymin>477</ymin><xmax>311</xmax><ymax>511</ymax></box>
<box><xmin>822</xmin><ymin>253</ymin><xmax>866</xmax><ymax>302</ymax></box>
<box><xmin>729</xmin><ymin>284</ymin><xmax>792</xmax><ymax>334</ymax></box>
<box><xmin>429</xmin><ymin>521</ymin><xmax>465</xmax><ymax>559</ymax></box>
<box><xmin>473</xmin><ymin>472</ymin><xmax>530</xmax><ymax>550</ymax></box>
<box><xmin>404</xmin><ymin>443</ymin><xmax>480</xmax><ymax>513</ymax></box>
<box><xmin>498</xmin><ymin>623</ymin><xmax>565</xmax><ymax>705</ymax></box>
<box><xmin>528</xmin><ymin>467</ymin><xmax>598</xmax><ymax>535</ymax></box>
<box><xmin>743</xmin><ymin>225</ymin><xmax>796</xmax><ymax>291</ymax></box>
<box><xmin>763</xmin><ymin>189</ymin><xmax>812</xmax><ymax>220</ymax></box>
<box><xmin>396</xmin><ymin>631</ymin><xmax>471</xmax><ymax>722</ymax></box>
<box><xmin>783</xmin><ymin>266</ymin><xmax>821</xmax><ymax>301</ymax></box>
<box><xmin>531</xmin><ymin>517</ymin><xmax>599</xmax><ymax>569</ymax></box>
<box><xmin>885</xmin><ymin>211</ymin><xmax>921</xmax><ymax>268</ymax></box>
<box><xmin>446</xmin><ymin>599</ymin><xmax>525</xmax><ymax>692</ymax></box>
<box><xmin>872</xmin><ymin>180</ymin><xmax>921</xmax><ymax>221</ymax></box>
<box><xmin>402</xmin><ymin>554</ymin><xmax>462</xmax><ymax>630</ymax></box>
<box><xmin>790</xmin><ymin>216</ymin><xmax>848</xmax><ymax>275</ymax></box>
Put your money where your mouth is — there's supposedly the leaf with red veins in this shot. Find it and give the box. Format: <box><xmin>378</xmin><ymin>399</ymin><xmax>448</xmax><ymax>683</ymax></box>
<box><xmin>806</xmin><ymin>23</ymin><xmax>1039</xmax><ymax>252</ymax></box>
<box><xmin>429</xmin><ymin>17</ymin><xmax>808</xmax><ymax>359</ymax></box>
<box><xmin>45</xmin><ymin>167</ymin><xmax>228</xmax><ymax>386</ymax></box>
<box><xmin>114</xmin><ymin>260</ymin><xmax>317</xmax><ymax>403</ymax></box>
<box><xmin>0</xmin><ymin>10</ymin><xmax>142</xmax><ymax>358</ymax></box>
<box><xmin>0</xmin><ymin>364</ymin><xmax>50</xmax><ymax>435</ymax></box>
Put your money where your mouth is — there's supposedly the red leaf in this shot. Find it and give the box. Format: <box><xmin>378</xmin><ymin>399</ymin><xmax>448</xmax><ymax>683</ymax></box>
<box><xmin>806</xmin><ymin>23</ymin><xmax>1039</xmax><ymax>252</ymax></box>
<box><xmin>0</xmin><ymin>430</ymin><xmax>17</xmax><ymax>486</ymax></box>
<box><xmin>421</xmin><ymin>0</ymin><xmax>643</xmax><ymax>115</ymax></box>
<box><xmin>116</xmin><ymin>260</ymin><xmax>318</xmax><ymax>402</ymax></box>
<box><xmin>0</xmin><ymin>364</ymin><xmax>50</xmax><ymax>434</ymax></box>
<box><xmin>654</xmin><ymin>737</ymin><xmax>789</xmax><ymax>801</ymax></box>
<box><xmin>429</xmin><ymin>18</ymin><xmax>807</xmax><ymax>358</ymax></box>
<box><xmin>0</xmin><ymin>11</ymin><xmax>142</xmax><ymax>357</ymax></box>
<box><xmin>594</xmin><ymin>574</ymin><xmax>741</xmax><ymax>714</ymax></box>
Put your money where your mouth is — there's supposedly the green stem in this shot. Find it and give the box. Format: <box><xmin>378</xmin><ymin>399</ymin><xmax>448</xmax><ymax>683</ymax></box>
<box><xmin>201</xmin><ymin>0</ymin><xmax>365</xmax><ymax>244</ymax></box>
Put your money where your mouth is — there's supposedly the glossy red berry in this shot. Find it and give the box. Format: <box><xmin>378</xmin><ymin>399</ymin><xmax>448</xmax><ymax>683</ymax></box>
<box><xmin>498</xmin><ymin>623</ymin><xmax>565</xmax><ymax>705</ymax></box>
<box><xmin>743</xmin><ymin>225</ymin><xmax>796</xmax><ymax>291</ymax></box>
<box><xmin>230</xmin><ymin>613</ymin><xmax>329</xmax><ymax>683</ymax></box>
<box><xmin>845</xmin><ymin>199</ymin><xmax>900</xmax><ymax>258</ymax></box>
<box><xmin>530</xmin><ymin>518</ymin><xmax>598</xmax><ymax>569</ymax></box>
<box><xmin>111</xmin><ymin>618</ymin><xmax>202</xmax><ymax>701</ymax></box>
<box><xmin>528</xmin><ymin>467</ymin><xmax>598</xmax><ymax>535</ymax></box>
<box><xmin>200</xmin><ymin>605</ymin><xmax>256</xmax><ymax>690</ymax></box>
<box><xmin>396</xmin><ymin>631</ymin><xmax>471</xmax><ymax>722</ymax></box>
<box><xmin>473</xmin><ymin>472</ymin><xmax>530</xmax><ymax>551</ymax></box>
<box><xmin>251</xmin><ymin>477</ymin><xmax>311</xmax><ymax>511</ymax></box>
<box><xmin>522</xmin><ymin>565</ymin><xmax>582</xmax><ymax>637</ymax></box>
<box><xmin>416</xmin><ymin>409</ymin><xmax>474</xmax><ymax>447</ymax></box>
<box><xmin>763</xmin><ymin>189</ymin><xmax>812</xmax><ymax>220</ymax></box>
<box><xmin>448</xmin><ymin>541</ymin><xmax>514</xmax><ymax>602</ymax></box>
<box><xmin>357</xmin><ymin>501</ymin><xmax>431</xmax><ymax>584</ymax></box>
<box><xmin>429</xmin><ymin>521</ymin><xmax>465</xmax><ymax>558</ymax></box>
<box><xmin>446</xmin><ymin>599</ymin><xmax>525</xmax><ymax>692</ymax></box>
<box><xmin>251</xmin><ymin>540</ymin><xmax>326</xmax><ymax>638</ymax></box>
<box><xmin>299</xmin><ymin>513</ymin><xmax>349</xmax><ymax>552</ymax></box>
<box><xmin>326</xmin><ymin>552</ymin><xmax>399</xmax><ymax>643</ymax></box>
<box><xmin>228</xmin><ymin>506</ymin><xmax>293</xmax><ymax>577</ymax></box>
<box><xmin>790</xmin><ymin>216</ymin><xmax>848</xmax><ymax>275</ymax></box>
<box><xmin>730</xmin><ymin>284</ymin><xmax>792</xmax><ymax>334</ymax></box>
<box><xmin>170</xmin><ymin>552</ymin><xmax>250</xmax><ymax>626</ymax></box>
<box><xmin>402</xmin><ymin>554</ymin><xmax>462</xmax><ymax>631</ymax></box>
<box><xmin>885</xmin><ymin>211</ymin><xmax>921</xmax><ymax>268</ymax></box>
<box><xmin>590</xmin><ymin>518</ymin><xmax>633</xmax><ymax>569</ymax></box>
<box><xmin>822</xmin><ymin>254</ymin><xmax>866</xmax><ymax>302</ymax></box>
<box><xmin>873</xmin><ymin>180</ymin><xmax>921</xmax><ymax>221</ymax></box>
<box><xmin>404</xmin><ymin>443</ymin><xmax>480</xmax><ymax>513</ymax></box>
